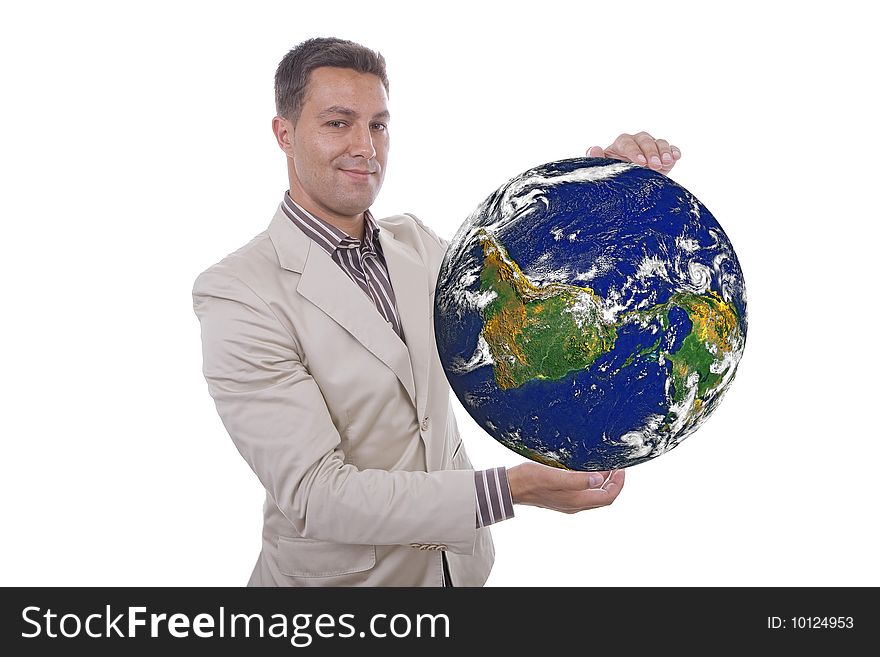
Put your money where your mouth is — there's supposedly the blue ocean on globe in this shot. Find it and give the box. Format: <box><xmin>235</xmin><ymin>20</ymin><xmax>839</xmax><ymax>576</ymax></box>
<box><xmin>433</xmin><ymin>157</ymin><xmax>747</xmax><ymax>470</ymax></box>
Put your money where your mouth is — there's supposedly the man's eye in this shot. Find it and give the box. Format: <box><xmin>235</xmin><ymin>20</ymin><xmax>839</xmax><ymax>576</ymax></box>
<box><xmin>371</xmin><ymin>123</ymin><xmax>387</xmax><ymax>132</ymax></box>
<box><xmin>327</xmin><ymin>120</ymin><xmax>347</xmax><ymax>128</ymax></box>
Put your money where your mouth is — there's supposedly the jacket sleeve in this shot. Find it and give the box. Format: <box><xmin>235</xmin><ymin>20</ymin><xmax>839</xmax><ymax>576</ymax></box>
<box><xmin>192</xmin><ymin>268</ymin><xmax>477</xmax><ymax>554</ymax></box>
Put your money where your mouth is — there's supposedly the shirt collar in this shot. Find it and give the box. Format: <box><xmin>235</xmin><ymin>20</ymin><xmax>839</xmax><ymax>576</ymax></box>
<box><xmin>282</xmin><ymin>191</ymin><xmax>380</xmax><ymax>255</ymax></box>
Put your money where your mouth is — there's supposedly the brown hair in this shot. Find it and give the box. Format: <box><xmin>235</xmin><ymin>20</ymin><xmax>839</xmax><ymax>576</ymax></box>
<box><xmin>274</xmin><ymin>37</ymin><xmax>389</xmax><ymax>123</ymax></box>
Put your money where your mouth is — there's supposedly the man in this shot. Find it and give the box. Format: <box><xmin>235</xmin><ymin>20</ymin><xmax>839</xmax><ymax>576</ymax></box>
<box><xmin>192</xmin><ymin>37</ymin><xmax>681</xmax><ymax>587</ymax></box>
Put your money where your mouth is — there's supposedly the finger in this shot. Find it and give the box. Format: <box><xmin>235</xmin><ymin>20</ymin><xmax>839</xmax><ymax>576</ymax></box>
<box><xmin>607</xmin><ymin>133</ymin><xmax>646</xmax><ymax>165</ymax></box>
<box><xmin>547</xmin><ymin>468</ymin><xmax>597</xmax><ymax>491</ymax></box>
<box><xmin>568</xmin><ymin>468</ymin><xmax>620</xmax><ymax>490</ymax></box>
<box><xmin>664</xmin><ymin>146</ymin><xmax>682</xmax><ymax>175</ymax></box>
<box><xmin>587</xmin><ymin>474</ymin><xmax>625</xmax><ymax>504</ymax></box>
<box><xmin>655</xmin><ymin>138</ymin><xmax>674</xmax><ymax>168</ymax></box>
<box><xmin>538</xmin><ymin>465</ymin><xmax>607</xmax><ymax>492</ymax></box>
<box><xmin>602</xmin><ymin>468</ymin><xmax>625</xmax><ymax>490</ymax></box>
<box><xmin>657</xmin><ymin>141</ymin><xmax>683</xmax><ymax>175</ymax></box>
<box><xmin>539</xmin><ymin>465</ymin><xmax>621</xmax><ymax>493</ymax></box>
<box><xmin>586</xmin><ymin>146</ymin><xmax>605</xmax><ymax>157</ymax></box>
<box><xmin>633</xmin><ymin>131</ymin><xmax>663</xmax><ymax>170</ymax></box>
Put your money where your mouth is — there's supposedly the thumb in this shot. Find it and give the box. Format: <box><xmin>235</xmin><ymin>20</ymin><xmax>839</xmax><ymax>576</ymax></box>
<box><xmin>586</xmin><ymin>146</ymin><xmax>605</xmax><ymax>157</ymax></box>
<box><xmin>544</xmin><ymin>466</ymin><xmax>601</xmax><ymax>490</ymax></box>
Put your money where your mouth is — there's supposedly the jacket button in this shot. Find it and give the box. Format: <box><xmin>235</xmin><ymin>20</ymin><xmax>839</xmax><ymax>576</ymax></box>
<box><xmin>421</xmin><ymin>416</ymin><xmax>429</xmax><ymax>431</ymax></box>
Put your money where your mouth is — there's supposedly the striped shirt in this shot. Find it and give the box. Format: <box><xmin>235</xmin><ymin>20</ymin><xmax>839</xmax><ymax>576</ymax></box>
<box><xmin>281</xmin><ymin>192</ymin><xmax>514</xmax><ymax>530</ymax></box>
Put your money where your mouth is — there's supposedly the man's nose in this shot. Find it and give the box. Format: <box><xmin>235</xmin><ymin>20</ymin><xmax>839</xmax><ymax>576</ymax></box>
<box><xmin>349</xmin><ymin>124</ymin><xmax>376</xmax><ymax>160</ymax></box>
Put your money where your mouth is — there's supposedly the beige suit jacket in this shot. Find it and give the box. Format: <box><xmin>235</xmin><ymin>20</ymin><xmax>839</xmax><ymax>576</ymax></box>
<box><xmin>192</xmin><ymin>203</ymin><xmax>495</xmax><ymax>586</ymax></box>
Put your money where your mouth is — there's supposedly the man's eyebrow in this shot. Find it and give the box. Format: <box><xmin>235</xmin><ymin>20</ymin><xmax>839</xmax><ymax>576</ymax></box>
<box><xmin>317</xmin><ymin>105</ymin><xmax>358</xmax><ymax>118</ymax></box>
<box><xmin>316</xmin><ymin>106</ymin><xmax>391</xmax><ymax>120</ymax></box>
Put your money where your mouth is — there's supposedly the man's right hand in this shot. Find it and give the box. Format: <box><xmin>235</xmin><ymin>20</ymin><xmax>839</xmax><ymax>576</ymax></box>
<box><xmin>506</xmin><ymin>462</ymin><xmax>625</xmax><ymax>513</ymax></box>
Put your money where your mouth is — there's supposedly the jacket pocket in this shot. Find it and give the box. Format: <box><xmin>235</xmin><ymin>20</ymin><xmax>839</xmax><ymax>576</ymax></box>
<box><xmin>275</xmin><ymin>536</ymin><xmax>376</xmax><ymax>578</ymax></box>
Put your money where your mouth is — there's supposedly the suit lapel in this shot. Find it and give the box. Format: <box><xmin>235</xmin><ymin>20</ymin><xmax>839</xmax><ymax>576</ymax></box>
<box><xmin>268</xmin><ymin>207</ymin><xmax>420</xmax><ymax>413</ymax></box>
<box><xmin>377</xmin><ymin>226</ymin><xmax>431</xmax><ymax>424</ymax></box>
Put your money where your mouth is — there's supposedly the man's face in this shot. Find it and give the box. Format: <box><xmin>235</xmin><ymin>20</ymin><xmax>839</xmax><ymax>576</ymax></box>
<box><xmin>282</xmin><ymin>66</ymin><xmax>390</xmax><ymax>222</ymax></box>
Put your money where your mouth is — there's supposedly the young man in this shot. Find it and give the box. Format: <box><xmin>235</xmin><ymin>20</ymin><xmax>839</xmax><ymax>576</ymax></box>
<box><xmin>192</xmin><ymin>37</ymin><xmax>680</xmax><ymax>586</ymax></box>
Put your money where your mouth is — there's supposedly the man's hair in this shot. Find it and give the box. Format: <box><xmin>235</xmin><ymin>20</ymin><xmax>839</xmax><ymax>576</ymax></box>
<box><xmin>274</xmin><ymin>37</ymin><xmax>389</xmax><ymax>123</ymax></box>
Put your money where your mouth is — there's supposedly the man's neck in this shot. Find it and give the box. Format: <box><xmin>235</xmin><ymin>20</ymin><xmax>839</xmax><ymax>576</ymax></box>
<box><xmin>287</xmin><ymin>191</ymin><xmax>365</xmax><ymax>241</ymax></box>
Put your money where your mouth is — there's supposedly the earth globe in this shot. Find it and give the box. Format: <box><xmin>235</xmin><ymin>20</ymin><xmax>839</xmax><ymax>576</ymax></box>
<box><xmin>433</xmin><ymin>157</ymin><xmax>747</xmax><ymax>471</ymax></box>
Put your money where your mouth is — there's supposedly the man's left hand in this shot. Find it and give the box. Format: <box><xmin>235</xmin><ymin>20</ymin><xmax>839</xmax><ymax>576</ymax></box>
<box><xmin>587</xmin><ymin>131</ymin><xmax>681</xmax><ymax>176</ymax></box>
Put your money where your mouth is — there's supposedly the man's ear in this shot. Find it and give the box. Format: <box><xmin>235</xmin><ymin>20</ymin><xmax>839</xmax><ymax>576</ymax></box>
<box><xmin>272</xmin><ymin>116</ymin><xmax>295</xmax><ymax>158</ymax></box>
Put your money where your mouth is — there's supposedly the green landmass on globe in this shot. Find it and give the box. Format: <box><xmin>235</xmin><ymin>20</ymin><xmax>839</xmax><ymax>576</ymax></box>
<box><xmin>477</xmin><ymin>228</ymin><xmax>741</xmax><ymax>468</ymax></box>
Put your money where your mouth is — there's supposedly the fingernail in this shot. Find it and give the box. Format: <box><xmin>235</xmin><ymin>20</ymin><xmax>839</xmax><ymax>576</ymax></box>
<box><xmin>637</xmin><ymin>154</ymin><xmax>647</xmax><ymax>164</ymax></box>
<box><xmin>588</xmin><ymin>474</ymin><xmax>603</xmax><ymax>487</ymax></box>
<box><xmin>651</xmin><ymin>156</ymin><xmax>661</xmax><ymax>166</ymax></box>
<box><xmin>662</xmin><ymin>153</ymin><xmax>672</xmax><ymax>163</ymax></box>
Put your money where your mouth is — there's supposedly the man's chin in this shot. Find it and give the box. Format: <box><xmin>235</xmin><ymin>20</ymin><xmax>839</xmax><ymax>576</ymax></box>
<box><xmin>334</xmin><ymin>194</ymin><xmax>380</xmax><ymax>216</ymax></box>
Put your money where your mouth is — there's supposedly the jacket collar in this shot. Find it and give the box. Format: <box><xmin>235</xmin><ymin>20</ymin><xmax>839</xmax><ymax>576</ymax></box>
<box><xmin>267</xmin><ymin>204</ymin><xmax>431</xmax><ymax>422</ymax></box>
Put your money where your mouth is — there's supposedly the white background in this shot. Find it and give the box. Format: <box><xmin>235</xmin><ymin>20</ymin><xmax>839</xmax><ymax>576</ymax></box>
<box><xmin>2</xmin><ymin>0</ymin><xmax>878</xmax><ymax>587</ymax></box>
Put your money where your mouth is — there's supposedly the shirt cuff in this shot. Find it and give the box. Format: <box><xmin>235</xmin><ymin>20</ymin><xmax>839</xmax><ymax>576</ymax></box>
<box><xmin>474</xmin><ymin>467</ymin><xmax>515</xmax><ymax>528</ymax></box>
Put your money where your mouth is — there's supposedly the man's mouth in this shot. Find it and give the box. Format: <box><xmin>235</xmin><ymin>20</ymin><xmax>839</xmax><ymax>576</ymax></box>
<box><xmin>341</xmin><ymin>169</ymin><xmax>374</xmax><ymax>180</ymax></box>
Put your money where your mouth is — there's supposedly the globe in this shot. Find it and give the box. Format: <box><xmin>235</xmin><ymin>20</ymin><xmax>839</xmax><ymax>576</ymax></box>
<box><xmin>433</xmin><ymin>157</ymin><xmax>747</xmax><ymax>471</ymax></box>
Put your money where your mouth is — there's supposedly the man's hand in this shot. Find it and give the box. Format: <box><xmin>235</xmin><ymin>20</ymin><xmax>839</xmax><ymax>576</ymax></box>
<box><xmin>506</xmin><ymin>462</ymin><xmax>625</xmax><ymax>514</ymax></box>
<box><xmin>587</xmin><ymin>131</ymin><xmax>681</xmax><ymax>176</ymax></box>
